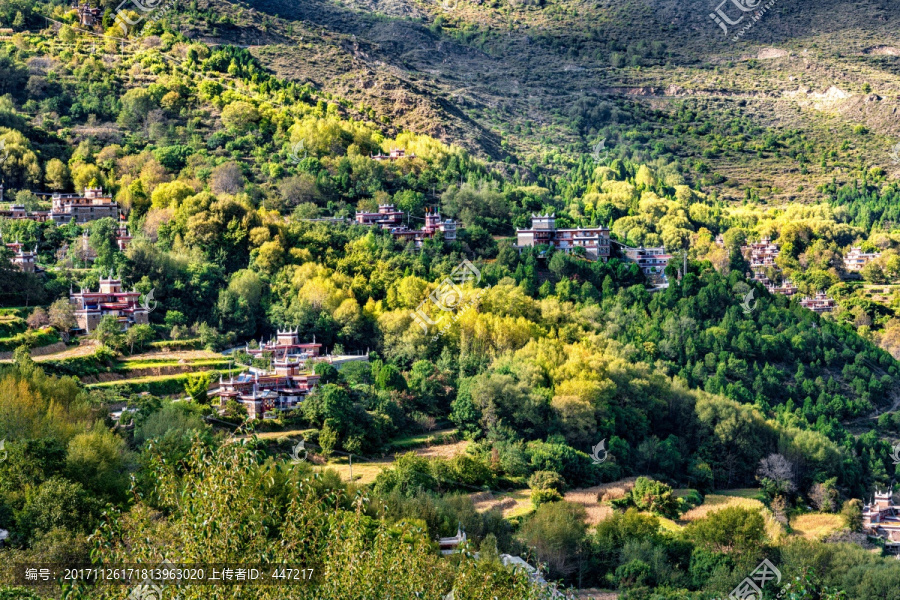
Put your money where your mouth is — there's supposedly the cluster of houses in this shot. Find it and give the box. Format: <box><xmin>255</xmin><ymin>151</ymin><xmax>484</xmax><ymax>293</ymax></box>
<box><xmin>735</xmin><ymin>235</ymin><xmax>836</xmax><ymax>312</ymax></box>
<box><xmin>355</xmin><ymin>205</ymin><xmax>457</xmax><ymax>248</ymax></box>
<box><xmin>0</xmin><ymin>186</ymin><xmax>132</xmax><ymax>273</ymax></box>
<box><xmin>214</xmin><ymin>329</ymin><xmax>368</xmax><ymax>420</ymax></box>
<box><xmin>862</xmin><ymin>487</ymin><xmax>900</xmax><ymax>555</ymax></box>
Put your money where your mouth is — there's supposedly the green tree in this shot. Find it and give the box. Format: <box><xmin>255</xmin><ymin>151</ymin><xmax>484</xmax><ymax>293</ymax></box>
<box><xmin>124</xmin><ymin>324</ymin><xmax>154</xmax><ymax>354</ymax></box>
<box><xmin>65</xmin><ymin>427</ymin><xmax>131</xmax><ymax>501</ymax></box>
<box><xmin>519</xmin><ymin>501</ymin><xmax>588</xmax><ymax>581</ymax></box>
<box><xmin>17</xmin><ymin>477</ymin><xmax>100</xmax><ymax>542</ymax></box>
<box><xmin>92</xmin><ymin>314</ymin><xmax>123</xmax><ymax>349</ymax></box>
<box><xmin>184</xmin><ymin>372</ymin><xmax>213</xmax><ymax>404</ymax></box>
<box><xmin>684</xmin><ymin>506</ymin><xmax>766</xmax><ymax>555</ymax></box>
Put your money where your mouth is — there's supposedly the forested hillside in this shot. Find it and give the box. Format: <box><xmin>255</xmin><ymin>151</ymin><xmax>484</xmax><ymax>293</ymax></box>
<box><xmin>0</xmin><ymin>0</ymin><xmax>899</xmax><ymax>598</ymax></box>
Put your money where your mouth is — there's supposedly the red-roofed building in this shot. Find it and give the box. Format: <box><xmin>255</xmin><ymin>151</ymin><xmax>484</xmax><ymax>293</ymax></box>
<box><xmin>389</xmin><ymin>208</ymin><xmax>457</xmax><ymax>248</ymax></box>
<box><xmin>355</xmin><ymin>204</ymin><xmax>404</xmax><ymax>229</ymax></box>
<box><xmin>215</xmin><ymin>371</ymin><xmax>321</xmax><ymax>420</ymax></box>
<box><xmin>69</xmin><ymin>274</ymin><xmax>149</xmax><ymax>333</ymax></box>
<box><xmin>4</xmin><ymin>239</ymin><xmax>37</xmax><ymax>273</ymax></box>
<box><xmin>863</xmin><ymin>487</ymin><xmax>900</xmax><ymax>554</ymax></box>
<box><xmin>50</xmin><ymin>187</ymin><xmax>120</xmax><ymax>224</ymax></box>
<box><xmin>116</xmin><ymin>217</ymin><xmax>133</xmax><ymax>251</ymax></box>
<box><xmin>800</xmin><ymin>291</ymin><xmax>835</xmax><ymax>313</ymax></box>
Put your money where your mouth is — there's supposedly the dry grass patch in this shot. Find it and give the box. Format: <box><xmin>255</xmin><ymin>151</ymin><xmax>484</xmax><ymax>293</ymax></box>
<box><xmin>791</xmin><ymin>513</ymin><xmax>845</xmax><ymax>540</ymax></box>
<box><xmin>125</xmin><ymin>349</ymin><xmax>224</xmax><ymax>361</ymax></box>
<box><xmin>679</xmin><ymin>494</ymin><xmax>766</xmax><ymax>522</ymax></box>
<box><xmin>471</xmin><ymin>489</ymin><xmax>533</xmax><ymax>519</ymax></box>
<box><xmin>563</xmin><ymin>478</ymin><xmax>637</xmax><ymax>526</ymax></box>
<box><xmin>414</xmin><ymin>439</ymin><xmax>470</xmax><ymax>460</ymax></box>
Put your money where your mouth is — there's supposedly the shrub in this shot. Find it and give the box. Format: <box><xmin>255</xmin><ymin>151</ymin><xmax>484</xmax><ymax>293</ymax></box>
<box><xmin>528</xmin><ymin>470</ymin><xmax>566</xmax><ymax>492</ymax></box>
<box><xmin>531</xmin><ymin>487</ymin><xmax>562</xmax><ymax>507</ymax></box>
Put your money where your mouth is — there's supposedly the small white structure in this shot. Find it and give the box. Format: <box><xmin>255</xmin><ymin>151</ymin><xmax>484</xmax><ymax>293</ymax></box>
<box><xmin>438</xmin><ymin>525</ymin><xmax>466</xmax><ymax>556</ymax></box>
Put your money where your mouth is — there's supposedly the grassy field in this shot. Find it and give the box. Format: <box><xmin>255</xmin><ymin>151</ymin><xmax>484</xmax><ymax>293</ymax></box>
<box><xmin>320</xmin><ymin>457</ymin><xmax>392</xmax><ymax>485</ymax></box>
<box><xmin>386</xmin><ymin>428</ymin><xmax>461</xmax><ymax>452</ymax></box>
<box><xmin>86</xmin><ymin>368</ymin><xmax>243</xmax><ymax>395</ymax></box>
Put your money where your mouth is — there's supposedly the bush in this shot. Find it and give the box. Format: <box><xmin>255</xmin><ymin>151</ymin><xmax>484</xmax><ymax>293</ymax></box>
<box><xmin>531</xmin><ymin>487</ymin><xmax>562</xmax><ymax>507</ymax></box>
<box><xmin>528</xmin><ymin>470</ymin><xmax>566</xmax><ymax>492</ymax></box>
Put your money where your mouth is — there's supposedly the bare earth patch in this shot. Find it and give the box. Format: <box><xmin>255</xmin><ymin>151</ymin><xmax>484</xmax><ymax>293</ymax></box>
<box><xmin>865</xmin><ymin>46</ymin><xmax>900</xmax><ymax>56</ymax></box>
<box><xmin>757</xmin><ymin>48</ymin><xmax>789</xmax><ymax>60</ymax></box>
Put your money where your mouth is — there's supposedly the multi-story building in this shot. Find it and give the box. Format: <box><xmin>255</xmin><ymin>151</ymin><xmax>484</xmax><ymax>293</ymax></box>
<box><xmin>743</xmin><ymin>237</ymin><xmax>781</xmax><ymax>269</ymax></box>
<box><xmin>766</xmin><ymin>279</ymin><xmax>798</xmax><ymax>297</ymax></box>
<box><xmin>622</xmin><ymin>246</ymin><xmax>673</xmax><ymax>282</ymax></box>
<box><xmin>844</xmin><ymin>247</ymin><xmax>881</xmax><ymax>272</ymax></box>
<box><xmin>50</xmin><ymin>188</ymin><xmax>120</xmax><ymax>224</ymax></box>
<box><xmin>371</xmin><ymin>148</ymin><xmax>416</xmax><ymax>161</ymax></box>
<box><xmin>355</xmin><ymin>204</ymin><xmax>404</xmax><ymax>228</ymax></box>
<box><xmin>390</xmin><ymin>208</ymin><xmax>457</xmax><ymax>248</ymax></box>
<box><xmin>71</xmin><ymin>1</ymin><xmax>102</xmax><ymax>26</ymax></box>
<box><xmin>516</xmin><ymin>214</ymin><xmax>611</xmax><ymax>261</ymax></box>
<box><xmin>800</xmin><ymin>291</ymin><xmax>835</xmax><ymax>313</ymax></box>
<box><xmin>862</xmin><ymin>488</ymin><xmax>900</xmax><ymax>554</ymax></box>
<box><xmin>246</xmin><ymin>328</ymin><xmax>323</xmax><ymax>362</ymax></box>
<box><xmin>215</xmin><ymin>371</ymin><xmax>321</xmax><ymax>420</ymax></box>
<box><xmin>224</xmin><ymin>329</ymin><xmax>368</xmax><ymax>419</ymax></box>
<box><xmin>116</xmin><ymin>219</ymin><xmax>133</xmax><ymax>251</ymax></box>
<box><xmin>69</xmin><ymin>275</ymin><xmax>149</xmax><ymax>333</ymax></box>
<box><xmin>4</xmin><ymin>240</ymin><xmax>36</xmax><ymax>273</ymax></box>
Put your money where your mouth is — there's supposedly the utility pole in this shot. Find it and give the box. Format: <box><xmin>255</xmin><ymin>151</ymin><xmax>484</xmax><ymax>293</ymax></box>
<box><xmin>348</xmin><ymin>454</ymin><xmax>353</xmax><ymax>483</ymax></box>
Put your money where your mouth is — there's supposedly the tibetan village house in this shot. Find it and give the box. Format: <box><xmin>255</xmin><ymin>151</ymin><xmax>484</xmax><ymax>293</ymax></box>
<box><xmin>50</xmin><ymin>187</ymin><xmax>120</xmax><ymax>224</ymax></box>
<box><xmin>355</xmin><ymin>204</ymin><xmax>404</xmax><ymax>228</ymax></box>
<box><xmin>69</xmin><ymin>274</ymin><xmax>149</xmax><ymax>333</ymax></box>
<box><xmin>215</xmin><ymin>371</ymin><xmax>321</xmax><ymax>420</ymax></box>
<box><xmin>389</xmin><ymin>208</ymin><xmax>457</xmax><ymax>248</ymax></box>
<box><xmin>3</xmin><ymin>238</ymin><xmax>37</xmax><ymax>273</ymax></box>
<box><xmin>516</xmin><ymin>214</ymin><xmax>611</xmax><ymax>261</ymax></box>
<box><xmin>862</xmin><ymin>488</ymin><xmax>900</xmax><ymax>554</ymax></box>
